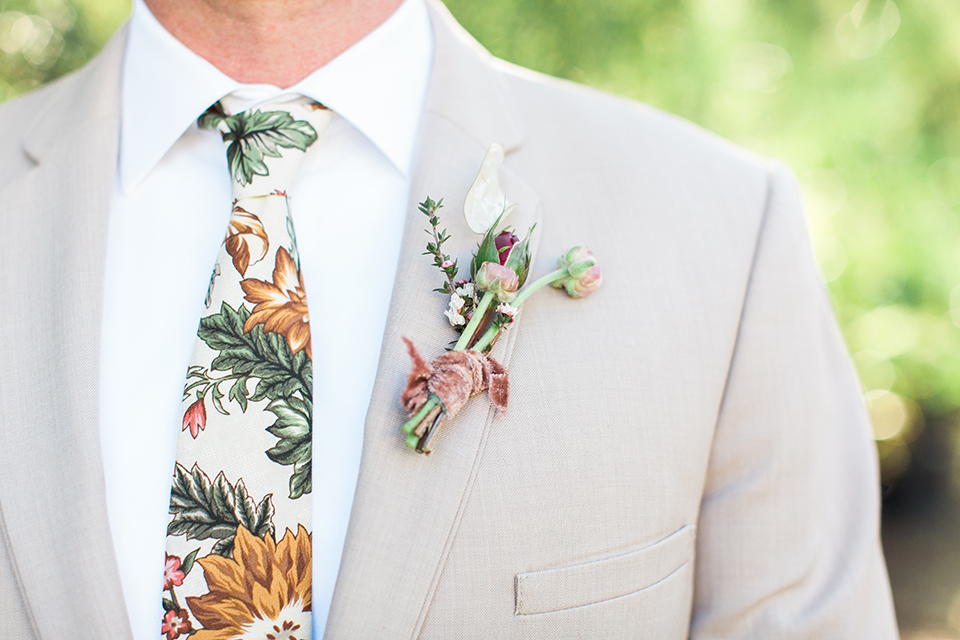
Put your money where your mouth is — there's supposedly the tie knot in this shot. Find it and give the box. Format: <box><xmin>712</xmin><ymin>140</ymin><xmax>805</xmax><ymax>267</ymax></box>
<box><xmin>199</xmin><ymin>95</ymin><xmax>333</xmax><ymax>197</ymax></box>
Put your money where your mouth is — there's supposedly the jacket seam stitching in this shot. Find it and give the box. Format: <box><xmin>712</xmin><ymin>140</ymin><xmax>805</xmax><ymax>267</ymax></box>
<box><xmin>700</xmin><ymin>164</ymin><xmax>777</xmax><ymax>497</ymax></box>
<box><xmin>515</xmin><ymin>560</ymin><xmax>690</xmax><ymax>616</ymax></box>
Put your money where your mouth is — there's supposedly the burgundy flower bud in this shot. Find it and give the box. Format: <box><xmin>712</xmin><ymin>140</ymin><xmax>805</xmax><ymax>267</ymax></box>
<box><xmin>494</xmin><ymin>230</ymin><xmax>519</xmax><ymax>265</ymax></box>
<box><xmin>472</xmin><ymin>218</ymin><xmax>532</xmax><ymax>288</ymax></box>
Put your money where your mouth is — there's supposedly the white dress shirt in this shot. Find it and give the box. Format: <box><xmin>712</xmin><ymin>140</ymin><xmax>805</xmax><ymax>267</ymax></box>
<box><xmin>98</xmin><ymin>1</ymin><xmax>433</xmax><ymax>638</ymax></box>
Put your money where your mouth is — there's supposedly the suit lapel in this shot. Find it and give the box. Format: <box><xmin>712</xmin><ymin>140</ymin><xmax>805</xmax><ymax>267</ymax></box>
<box><xmin>0</xmin><ymin>29</ymin><xmax>134</xmax><ymax>640</ymax></box>
<box><xmin>324</xmin><ymin>3</ymin><xmax>541</xmax><ymax>638</ymax></box>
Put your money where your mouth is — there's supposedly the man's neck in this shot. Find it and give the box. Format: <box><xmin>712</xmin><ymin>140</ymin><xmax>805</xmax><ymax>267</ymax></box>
<box><xmin>144</xmin><ymin>0</ymin><xmax>405</xmax><ymax>88</ymax></box>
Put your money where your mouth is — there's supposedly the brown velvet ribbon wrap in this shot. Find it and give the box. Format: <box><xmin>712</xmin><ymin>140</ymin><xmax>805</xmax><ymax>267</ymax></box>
<box><xmin>401</xmin><ymin>337</ymin><xmax>509</xmax><ymax>421</ymax></box>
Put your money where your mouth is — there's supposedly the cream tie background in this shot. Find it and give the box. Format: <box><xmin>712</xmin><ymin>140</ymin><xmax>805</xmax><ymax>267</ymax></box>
<box><xmin>161</xmin><ymin>96</ymin><xmax>332</xmax><ymax>640</ymax></box>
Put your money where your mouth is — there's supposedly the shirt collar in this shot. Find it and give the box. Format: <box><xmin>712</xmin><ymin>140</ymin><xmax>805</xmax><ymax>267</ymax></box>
<box><xmin>119</xmin><ymin>0</ymin><xmax>433</xmax><ymax>193</ymax></box>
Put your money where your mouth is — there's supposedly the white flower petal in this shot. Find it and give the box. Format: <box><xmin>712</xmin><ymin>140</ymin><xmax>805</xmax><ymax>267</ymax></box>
<box><xmin>444</xmin><ymin>308</ymin><xmax>467</xmax><ymax>326</ymax></box>
<box><xmin>463</xmin><ymin>143</ymin><xmax>513</xmax><ymax>234</ymax></box>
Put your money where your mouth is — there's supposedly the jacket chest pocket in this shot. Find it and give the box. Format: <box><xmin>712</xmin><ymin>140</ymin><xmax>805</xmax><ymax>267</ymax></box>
<box><xmin>514</xmin><ymin>525</ymin><xmax>696</xmax><ymax>639</ymax></box>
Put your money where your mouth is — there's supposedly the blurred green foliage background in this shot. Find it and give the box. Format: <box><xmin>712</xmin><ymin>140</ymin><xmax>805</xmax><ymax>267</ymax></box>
<box><xmin>1</xmin><ymin>0</ymin><xmax>958</xmax><ymax>635</ymax></box>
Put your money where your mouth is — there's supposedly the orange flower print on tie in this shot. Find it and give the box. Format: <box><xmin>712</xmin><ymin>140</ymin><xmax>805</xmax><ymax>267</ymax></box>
<box><xmin>223</xmin><ymin>206</ymin><xmax>269</xmax><ymax>276</ymax></box>
<box><xmin>241</xmin><ymin>247</ymin><xmax>312</xmax><ymax>360</ymax></box>
<box><xmin>185</xmin><ymin>526</ymin><xmax>312</xmax><ymax>640</ymax></box>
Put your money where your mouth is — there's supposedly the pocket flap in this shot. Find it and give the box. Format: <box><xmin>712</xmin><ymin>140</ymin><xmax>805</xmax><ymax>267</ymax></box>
<box><xmin>515</xmin><ymin>524</ymin><xmax>695</xmax><ymax>615</ymax></box>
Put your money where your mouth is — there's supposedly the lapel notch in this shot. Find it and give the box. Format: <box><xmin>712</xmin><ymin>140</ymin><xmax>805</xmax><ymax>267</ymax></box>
<box><xmin>23</xmin><ymin>26</ymin><xmax>127</xmax><ymax>164</ymax></box>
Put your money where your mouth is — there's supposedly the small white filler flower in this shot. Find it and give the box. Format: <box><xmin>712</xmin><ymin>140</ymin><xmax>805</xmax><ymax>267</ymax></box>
<box><xmin>456</xmin><ymin>282</ymin><xmax>477</xmax><ymax>302</ymax></box>
<box><xmin>444</xmin><ymin>293</ymin><xmax>466</xmax><ymax>326</ymax></box>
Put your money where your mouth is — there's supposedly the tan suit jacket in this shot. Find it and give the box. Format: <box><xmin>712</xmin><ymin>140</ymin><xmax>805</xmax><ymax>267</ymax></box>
<box><xmin>0</xmin><ymin>2</ymin><xmax>898</xmax><ymax>638</ymax></box>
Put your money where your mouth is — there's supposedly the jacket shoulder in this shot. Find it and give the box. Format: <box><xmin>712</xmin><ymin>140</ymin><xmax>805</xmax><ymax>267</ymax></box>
<box><xmin>488</xmin><ymin>59</ymin><xmax>788</xmax><ymax>328</ymax></box>
<box><xmin>493</xmin><ymin>59</ymin><xmax>772</xmax><ymax>212</ymax></box>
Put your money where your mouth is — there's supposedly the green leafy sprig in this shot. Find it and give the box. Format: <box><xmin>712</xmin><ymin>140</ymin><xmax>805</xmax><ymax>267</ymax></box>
<box><xmin>420</xmin><ymin>198</ymin><xmax>460</xmax><ymax>295</ymax></box>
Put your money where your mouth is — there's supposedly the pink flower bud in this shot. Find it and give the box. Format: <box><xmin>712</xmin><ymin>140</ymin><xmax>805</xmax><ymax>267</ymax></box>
<box><xmin>553</xmin><ymin>246</ymin><xmax>602</xmax><ymax>298</ymax></box>
<box><xmin>559</xmin><ymin>246</ymin><xmax>594</xmax><ymax>269</ymax></box>
<box><xmin>475</xmin><ymin>261</ymin><xmax>519</xmax><ymax>301</ymax></box>
<box><xmin>182</xmin><ymin>398</ymin><xmax>207</xmax><ymax>439</ymax></box>
<box><xmin>441</xmin><ymin>259</ymin><xmax>455</xmax><ymax>269</ymax></box>
<box><xmin>565</xmin><ymin>264</ymin><xmax>602</xmax><ymax>298</ymax></box>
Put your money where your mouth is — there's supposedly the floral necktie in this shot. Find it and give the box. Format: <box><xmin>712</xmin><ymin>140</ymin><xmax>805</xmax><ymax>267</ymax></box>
<box><xmin>161</xmin><ymin>96</ymin><xmax>331</xmax><ymax>640</ymax></box>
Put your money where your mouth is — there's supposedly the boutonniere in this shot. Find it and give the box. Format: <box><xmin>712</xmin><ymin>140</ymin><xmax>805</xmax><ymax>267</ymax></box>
<box><xmin>400</xmin><ymin>144</ymin><xmax>603</xmax><ymax>454</ymax></box>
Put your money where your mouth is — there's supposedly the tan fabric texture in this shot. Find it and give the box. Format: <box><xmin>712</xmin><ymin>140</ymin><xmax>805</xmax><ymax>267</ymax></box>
<box><xmin>0</xmin><ymin>1</ymin><xmax>898</xmax><ymax>639</ymax></box>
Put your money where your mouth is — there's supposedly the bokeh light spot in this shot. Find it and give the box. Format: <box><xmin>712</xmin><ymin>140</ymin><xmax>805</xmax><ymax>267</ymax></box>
<box><xmin>852</xmin><ymin>305</ymin><xmax>919</xmax><ymax>356</ymax></box>
<box><xmin>950</xmin><ymin>285</ymin><xmax>960</xmax><ymax>329</ymax></box>
<box><xmin>0</xmin><ymin>11</ymin><xmax>61</xmax><ymax>69</ymax></box>
<box><xmin>835</xmin><ymin>0</ymin><xmax>901</xmax><ymax>60</ymax></box>
<box><xmin>698</xmin><ymin>0</ymin><xmax>747</xmax><ymax>30</ymax></box>
<box><xmin>813</xmin><ymin>233</ymin><xmax>848</xmax><ymax>283</ymax></box>
<box><xmin>801</xmin><ymin>168</ymin><xmax>847</xmax><ymax>219</ymax></box>
<box><xmin>0</xmin><ymin>12</ymin><xmax>31</xmax><ymax>54</ymax></box>
<box><xmin>853</xmin><ymin>349</ymin><xmax>896</xmax><ymax>391</ymax></box>
<box><xmin>928</xmin><ymin>158</ymin><xmax>960</xmax><ymax>205</ymax></box>
<box><xmin>865</xmin><ymin>389</ymin><xmax>908</xmax><ymax>440</ymax></box>
<box><xmin>725</xmin><ymin>42</ymin><xmax>793</xmax><ymax>94</ymax></box>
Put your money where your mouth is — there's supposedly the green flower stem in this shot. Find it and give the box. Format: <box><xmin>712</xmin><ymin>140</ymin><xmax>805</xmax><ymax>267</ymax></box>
<box><xmin>183</xmin><ymin>379</ymin><xmax>209</xmax><ymax>395</ymax></box>
<box><xmin>466</xmin><ymin>303</ymin><xmax>497</xmax><ymax>350</ymax></box>
<box><xmin>168</xmin><ymin>585</ymin><xmax>181</xmax><ymax>611</ymax></box>
<box><xmin>454</xmin><ymin>290</ymin><xmax>496</xmax><ymax>351</ymax></box>
<box><xmin>419</xmin><ymin>406</ymin><xmax>447</xmax><ymax>453</ymax></box>
<box><xmin>472</xmin><ymin>324</ymin><xmax>502</xmax><ymax>354</ymax></box>
<box><xmin>403</xmin><ymin>396</ymin><xmax>445</xmax><ymax>450</ymax></box>
<box><xmin>513</xmin><ymin>267</ymin><xmax>569</xmax><ymax>306</ymax></box>
<box><xmin>402</xmin><ymin>396</ymin><xmax>439</xmax><ymax>434</ymax></box>
<box><xmin>472</xmin><ymin>268</ymin><xmax>570</xmax><ymax>352</ymax></box>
